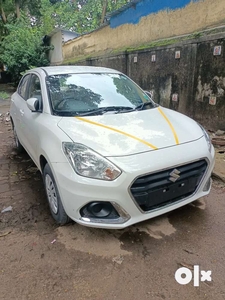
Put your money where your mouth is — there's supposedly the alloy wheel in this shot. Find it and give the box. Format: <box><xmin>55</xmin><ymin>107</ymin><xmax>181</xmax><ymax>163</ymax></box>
<box><xmin>45</xmin><ymin>174</ymin><xmax>58</xmax><ymax>214</ymax></box>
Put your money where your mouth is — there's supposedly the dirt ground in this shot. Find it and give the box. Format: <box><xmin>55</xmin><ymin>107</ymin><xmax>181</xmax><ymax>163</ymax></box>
<box><xmin>0</xmin><ymin>86</ymin><xmax>225</xmax><ymax>300</ymax></box>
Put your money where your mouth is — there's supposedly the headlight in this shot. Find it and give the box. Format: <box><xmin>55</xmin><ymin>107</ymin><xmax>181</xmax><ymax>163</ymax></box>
<box><xmin>199</xmin><ymin>124</ymin><xmax>212</xmax><ymax>152</ymax></box>
<box><xmin>62</xmin><ymin>142</ymin><xmax>121</xmax><ymax>181</ymax></box>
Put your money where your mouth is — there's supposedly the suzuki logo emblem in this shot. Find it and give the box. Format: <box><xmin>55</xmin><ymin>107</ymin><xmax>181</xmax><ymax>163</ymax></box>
<box><xmin>169</xmin><ymin>169</ymin><xmax>181</xmax><ymax>182</ymax></box>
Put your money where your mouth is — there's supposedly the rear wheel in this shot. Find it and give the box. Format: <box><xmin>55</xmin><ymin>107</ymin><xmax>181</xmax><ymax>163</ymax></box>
<box><xmin>43</xmin><ymin>163</ymin><xmax>70</xmax><ymax>225</ymax></box>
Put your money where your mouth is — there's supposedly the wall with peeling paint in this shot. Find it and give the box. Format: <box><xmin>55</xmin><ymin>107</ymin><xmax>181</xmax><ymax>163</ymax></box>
<box><xmin>63</xmin><ymin>0</ymin><xmax>225</xmax><ymax>62</ymax></box>
<box><xmin>59</xmin><ymin>0</ymin><xmax>225</xmax><ymax>129</ymax></box>
<box><xmin>192</xmin><ymin>39</ymin><xmax>225</xmax><ymax>129</ymax></box>
<box><xmin>74</xmin><ymin>33</ymin><xmax>225</xmax><ymax>130</ymax></box>
<box><xmin>109</xmin><ymin>0</ymin><xmax>200</xmax><ymax>28</ymax></box>
<box><xmin>132</xmin><ymin>38</ymin><xmax>225</xmax><ymax>130</ymax></box>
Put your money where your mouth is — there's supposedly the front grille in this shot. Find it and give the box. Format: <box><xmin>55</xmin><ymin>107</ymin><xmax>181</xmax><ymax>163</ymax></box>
<box><xmin>130</xmin><ymin>159</ymin><xmax>208</xmax><ymax>212</ymax></box>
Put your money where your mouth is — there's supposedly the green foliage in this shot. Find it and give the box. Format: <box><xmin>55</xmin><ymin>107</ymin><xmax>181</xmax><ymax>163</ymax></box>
<box><xmin>38</xmin><ymin>0</ymin><xmax>78</xmax><ymax>33</ymax></box>
<box><xmin>74</xmin><ymin>0</ymin><xmax>129</xmax><ymax>33</ymax></box>
<box><xmin>1</xmin><ymin>16</ymin><xmax>50</xmax><ymax>83</ymax></box>
<box><xmin>191</xmin><ymin>32</ymin><xmax>202</xmax><ymax>39</ymax></box>
<box><xmin>0</xmin><ymin>0</ymin><xmax>130</xmax><ymax>83</ymax></box>
<box><xmin>0</xmin><ymin>91</ymin><xmax>9</xmax><ymax>100</ymax></box>
<box><xmin>37</xmin><ymin>0</ymin><xmax>130</xmax><ymax>34</ymax></box>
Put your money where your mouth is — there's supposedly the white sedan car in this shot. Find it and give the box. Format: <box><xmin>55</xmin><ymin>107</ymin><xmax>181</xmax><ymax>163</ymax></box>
<box><xmin>10</xmin><ymin>66</ymin><xmax>215</xmax><ymax>229</ymax></box>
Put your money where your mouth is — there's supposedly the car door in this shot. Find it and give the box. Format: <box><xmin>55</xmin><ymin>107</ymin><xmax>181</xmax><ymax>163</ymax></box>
<box><xmin>20</xmin><ymin>73</ymin><xmax>44</xmax><ymax>165</ymax></box>
<box><xmin>11</xmin><ymin>74</ymin><xmax>31</xmax><ymax>147</ymax></box>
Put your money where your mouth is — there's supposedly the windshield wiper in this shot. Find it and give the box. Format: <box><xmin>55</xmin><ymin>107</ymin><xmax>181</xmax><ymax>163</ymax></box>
<box><xmin>53</xmin><ymin>111</ymin><xmax>80</xmax><ymax>116</ymax></box>
<box><xmin>135</xmin><ymin>101</ymin><xmax>155</xmax><ymax>111</ymax></box>
<box><xmin>78</xmin><ymin>106</ymin><xmax>134</xmax><ymax>116</ymax></box>
<box><xmin>56</xmin><ymin>102</ymin><xmax>156</xmax><ymax>117</ymax></box>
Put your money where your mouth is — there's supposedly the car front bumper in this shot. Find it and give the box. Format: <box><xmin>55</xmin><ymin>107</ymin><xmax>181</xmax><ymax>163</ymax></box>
<box><xmin>51</xmin><ymin>137</ymin><xmax>215</xmax><ymax>229</ymax></box>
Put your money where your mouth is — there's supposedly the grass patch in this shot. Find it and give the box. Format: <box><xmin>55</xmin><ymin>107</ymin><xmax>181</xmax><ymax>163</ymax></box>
<box><xmin>0</xmin><ymin>91</ymin><xmax>10</xmax><ymax>100</ymax></box>
<box><xmin>126</xmin><ymin>38</ymin><xmax>179</xmax><ymax>52</ymax></box>
<box><xmin>63</xmin><ymin>54</ymin><xmax>92</xmax><ymax>65</ymax></box>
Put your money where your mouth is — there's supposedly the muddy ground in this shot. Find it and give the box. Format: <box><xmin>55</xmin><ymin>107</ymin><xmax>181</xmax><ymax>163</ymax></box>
<box><xmin>0</xmin><ymin>89</ymin><xmax>225</xmax><ymax>300</ymax></box>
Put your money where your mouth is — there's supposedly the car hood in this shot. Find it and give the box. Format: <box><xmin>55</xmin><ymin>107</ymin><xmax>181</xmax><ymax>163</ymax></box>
<box><xmin>57</xmin><ymin>107</ymin><xmax>203</xmax><ymax>157</ymax></box>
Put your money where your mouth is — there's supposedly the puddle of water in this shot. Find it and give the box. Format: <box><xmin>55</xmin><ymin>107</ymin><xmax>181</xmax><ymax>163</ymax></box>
<box><xmin>132</xmin><ymin>216</ymin><xmax>176</xmax><ymax>239</ymax></box>
<box><xmin>57</xmin><ymin>215</ymin><xmax>177</xmax><ymax>258</ymax></box>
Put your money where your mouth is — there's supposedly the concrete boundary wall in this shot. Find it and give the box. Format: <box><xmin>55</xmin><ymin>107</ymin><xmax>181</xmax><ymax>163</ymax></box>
<box><xmin>63</xmin><ymin>0</ymin><xmax>225</xmax><ymax>62</ymax></box>
<box><xmin>70</xmin><ymin>32</ymin><xmax>225</xmax><ymax>130</ymax></box>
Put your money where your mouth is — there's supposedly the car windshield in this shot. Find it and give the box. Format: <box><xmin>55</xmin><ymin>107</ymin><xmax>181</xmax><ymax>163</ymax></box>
<box><xmin>46</xmin><ymin>73</ymin><xmax>156</xmax><ymax>116</ymax></box>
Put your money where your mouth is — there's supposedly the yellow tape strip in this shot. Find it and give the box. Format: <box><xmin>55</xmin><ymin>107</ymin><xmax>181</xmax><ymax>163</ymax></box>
<box><xmin>75</xmin><ymin>117</ymin><xmax>158</xmax><ymax>150</ymax></box>
<box><xmin>157</xmin><ymin>107</ymin><xmax>179</xmax><ymax>144</ymax></box>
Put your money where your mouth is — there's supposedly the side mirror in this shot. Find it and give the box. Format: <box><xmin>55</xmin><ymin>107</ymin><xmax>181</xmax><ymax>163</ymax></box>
<box><xmin>27</xmin><ymin>97</ymin><xmax>39</xmax><ymax>112</ymax></box>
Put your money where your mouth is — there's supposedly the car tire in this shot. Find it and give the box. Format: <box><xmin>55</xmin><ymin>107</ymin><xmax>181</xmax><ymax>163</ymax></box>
<box><xmin>13</xmin><ymin>127</ymin><xmax>24</xmax><ymax>153</ymax></box>
<box><xmin>43</xmin><ymin>163</ymin><xmax>70</xmax><ymax>225</ymax></box>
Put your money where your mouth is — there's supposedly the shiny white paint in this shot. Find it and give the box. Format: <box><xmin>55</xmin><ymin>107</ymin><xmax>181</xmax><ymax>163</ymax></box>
<box><xmin>58</xmin><ymin>108</ymin><xmax>204</xmax><ymax>156</ymax></box>
<box><xmin>10</xmin><ymin>66</ymin><xmax>215</xmax><ymax>229</ymax></box>
<box><xmin>52</xmin><ymin>137</ymin><xmax>214</xmax><ymax>229</ymax></box>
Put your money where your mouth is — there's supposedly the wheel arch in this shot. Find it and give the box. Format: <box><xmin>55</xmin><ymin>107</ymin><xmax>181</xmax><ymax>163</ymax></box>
<box><xmin>39</xmin><ymin>155</ymin><xmax>48</xmax><ymax>174</ymax></box>
<box><xmin>10</xmin><ymin>116</ymin><xmax>14</xmax><ymax>128</ymax></box>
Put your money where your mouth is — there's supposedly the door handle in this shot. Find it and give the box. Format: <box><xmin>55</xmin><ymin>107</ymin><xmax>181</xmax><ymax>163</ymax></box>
<box><xmin>20</xmin><ymin>109</ymin><xmax>24</xmax><ymax>116</ymax></box>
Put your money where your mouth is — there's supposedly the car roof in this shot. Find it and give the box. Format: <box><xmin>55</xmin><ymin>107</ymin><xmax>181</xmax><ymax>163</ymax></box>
<box><xmin>29</xmin><ymin>66</ymin><xmax>121</xmax><ymax>76</ymax></box>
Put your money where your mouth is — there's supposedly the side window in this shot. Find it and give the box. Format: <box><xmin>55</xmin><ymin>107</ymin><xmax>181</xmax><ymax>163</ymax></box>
<box><xmin>27</xmin><ymin>74</ymin><xmax>43</xmax><ymax>111</ymax></box>
<box><xmin>17</xmin><ymin>75</ymin><xmax>30</xmax><ymax>100</ymax></box>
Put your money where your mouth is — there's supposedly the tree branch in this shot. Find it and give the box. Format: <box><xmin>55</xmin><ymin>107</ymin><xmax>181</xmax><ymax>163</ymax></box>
<box><xmin>0</xmin><ymin>0</ymin><xmax>7</xmax><ymax>23</ymax></box>
<box><xmin>15</xmin><ymin>0</ymin><xmax>20</xmax><ymax>19</ymax></box>
<box><xmin>100</xmin><ymin>0</ymin><xmax>108</xmax><ymax>25</ymax></box>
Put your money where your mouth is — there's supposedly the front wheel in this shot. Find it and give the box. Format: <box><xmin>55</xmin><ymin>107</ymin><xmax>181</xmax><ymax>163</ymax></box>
<box><xmin>13</xmin><ymin>127</ymin><xmax>24</xmax><ymax>153</ymax></box>
<box><xmin>43</xmin><ymin>163</ymin><xmax>70</xmax><ymax>225</ymax></box>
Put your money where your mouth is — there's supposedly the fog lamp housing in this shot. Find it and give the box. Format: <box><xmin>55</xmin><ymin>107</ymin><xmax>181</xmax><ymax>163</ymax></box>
<box><xmin>203</xmin><ymin>177</ymin><xmax>212</xmax><ymax>192</ymax></box>
<box><xmin>80</xmin><ymin>202</ymin><xmax>119</xmax><ymax>219</ymax></box>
